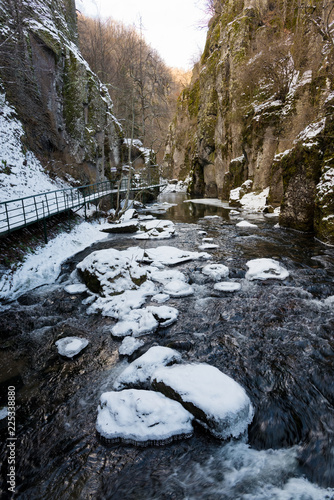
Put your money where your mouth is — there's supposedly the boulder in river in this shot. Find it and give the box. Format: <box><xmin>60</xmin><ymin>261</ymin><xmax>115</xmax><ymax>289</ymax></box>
<box><xmin>96</xmin><ymin>389</ymin><xmax>194</xmax><ymax>445</ymax></box>
<box><xmin>152</xmin><ymin>363</ymin><xmax>254</xmax><ymax>440</ymax></box>
<box><xmin>76</xmin><ymin>248</ymin><xmax>147</xmax><ymax>296</ymax></box>
<box><xmin>114</xmin><ymin>346</ymin><xmax>182</xmax><ymax>390</ymax></box>
<box><xmin>245</xmin><ymin>258</ymin><xmax>289</xmax><ymax>281</ymax></box>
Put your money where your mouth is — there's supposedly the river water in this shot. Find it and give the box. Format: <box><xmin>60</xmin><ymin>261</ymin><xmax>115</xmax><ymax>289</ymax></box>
<box><xmin>1</xmin><ymin>192</ymin><xmax>334</xmax><ymax>499</ymax></box>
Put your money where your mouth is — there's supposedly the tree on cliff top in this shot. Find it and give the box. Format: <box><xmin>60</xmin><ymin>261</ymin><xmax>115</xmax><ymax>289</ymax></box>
<box><xmin>78</xmin><ymin>15</ymin><xmax>186</xmax><ymax>162</ymax></box>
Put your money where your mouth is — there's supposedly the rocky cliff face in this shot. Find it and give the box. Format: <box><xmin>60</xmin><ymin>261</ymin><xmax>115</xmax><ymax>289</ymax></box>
<box><xmin>164</xmin><ymin>0</ymin><xmax>334</xmax><ymax>244</ymax></box>
<box><xmin>0</xmin><ymin>0</ymin><xmax>121</xmax><ymax>185</ymax></box>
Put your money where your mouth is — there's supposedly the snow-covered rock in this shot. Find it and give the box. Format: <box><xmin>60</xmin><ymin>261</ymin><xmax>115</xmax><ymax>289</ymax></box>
<box><xmin>202</xmin><ymin>263</ymin><xmax>229</xmax><ymax>280</ymax></box>
<box><xmin>214</xmin><ymin>282</ymin><xmax>241</xmax><ymax>292</ymax></box>
<box><xmin>111</xmin><ymin>305</ymin><xmax>179</xmax><ymax>337</ymax></box>
<box><xmin>152</xmin><ymin>363</ymin><xmax>254</xmax><ymax>440</ymax></box>
<box><xmin>0</xmin><ymin>407</ymin><xmax>8</xmax><ymax>420</ymax></box>
<box><xmin>151</xmin><ymin>293</ymin><xmax>170</xmax><ymax>303</ymax></box>
<box><xmin>77</xmin><ymin>248</ymin><xmax>147</xmax><ymax>296</ymax></box>
<box><xmin>101</xmin><ymin>221</ymin><xmax>139</xmax><ymax>233</ymax></box>
<box><xmin>236</xmin><ymin>220</ymin><xmax>258</xmax><ymax>228</ymax></box>
<box><xmin>88</xmin><ymin>282</ymin><xmax>156</xmax><ymax>319</ymax></box>
<box><xmin>96</xmin><ymin>389</ymin><xmax>194</xmax><ymax>445</ymax></box>
<box><xmin>114</xmin><ymin>346</ymin><xmax>182</xmax><ymax>390</ymax></box>
<box><xmin>163</xmin><ymin>280</ymin><xmax>194</xmax><ymax>297</ymax></box>
<box><xmin>55</xmin><ymin>336</ymin><xmax>89</xmax><ymax>358</ymax></box>
<box><xmin>146</xmin><ymin>305</ymin><xmax>179</xmax><ymax>327</ymax></box>
<box><xmin>111</xmin><ymin>308</ymin><xmax>159</xmax><ymax>337</ymax></box>
<box><xmin>198</xmin><ymin>243</ymin><xmax>219</xmax><ymax>250</ymax></box>
<box><xmin>148</xmin><ymin>268</ymin><xmax>186</xmax><ymax>284</ymax></box>
<box><xmin>134</xmin><ymin>219</ymin><xmax>175</xmax><ymax>240</ymax></box>
<box><xmin>143</xmin><ymin>246</ymin><xmax>211</xmax><ymax>266</ymax></box>
<box><xmin>119</xmin><ymin>337</ymin><xmax>144</xmax><ymax>356</ymax></box>
<box><xmin>246</xmin><ymin>258</ymin><xmax>289</xmax><ymax>281</ymax></box>
<box><xmin>120</xmin><ymin>209</ymin><xmax>137</xmax><ymax>221</ymax></box>
<box><xmin>64</xmin><ymin>283</ymin><xmax>88</xmax><ymax>294</ymax></box>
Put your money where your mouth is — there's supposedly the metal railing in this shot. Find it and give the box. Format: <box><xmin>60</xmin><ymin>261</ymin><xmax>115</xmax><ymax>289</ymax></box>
<box><xmin>0</xmin><ymin>171</ymin><xmax>167</xmax><ymax>238</ymax></box>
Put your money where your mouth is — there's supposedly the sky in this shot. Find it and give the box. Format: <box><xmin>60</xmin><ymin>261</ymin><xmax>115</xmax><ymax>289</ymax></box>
<box><xmin>76</xmin><ymin>0</ymin><xmax>209</xmax><ymax>70</ymax></box>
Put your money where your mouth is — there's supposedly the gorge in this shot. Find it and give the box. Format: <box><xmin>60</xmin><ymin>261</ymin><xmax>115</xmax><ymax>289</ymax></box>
<box><xmin>1</xmin><ymin>1</ymin><xmax>334</xmax><ymax>499</ymax></box>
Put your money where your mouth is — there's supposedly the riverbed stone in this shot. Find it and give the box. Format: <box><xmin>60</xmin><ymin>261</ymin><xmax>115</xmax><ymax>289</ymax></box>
<box><xmin>101</xmin><ymin>221</ymin><xmax>139</xmax><ymax>233</ymax></box>
<box><xmin>76</xmin><ymin>248</ymin><xmax>147</xmax><ymax>296</ymax></box>
<box><xmin>152</xmin><ymin>363</ymin><xmax>254</xmax><ymax>440</ymax></box>
<box><xmin>114</xmin><ymin>346</ymin><xmax>182</xmax><ymax>390</ymax></box>
<box><xmin>96</xmin><ymin>389</ymin><xmax>194</xmax><ymax>446</ymax></box>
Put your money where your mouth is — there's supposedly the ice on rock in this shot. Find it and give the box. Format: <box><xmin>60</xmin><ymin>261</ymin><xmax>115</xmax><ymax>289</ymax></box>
<box><xmin>114</xmin><ymin>346</ymin><xmax>182</xmax><ymax>390</ymax></box>
<box><xmin>119</xmin><ymin>337</ymin><xmax>144</xmax><ymax>356</ymax></box>
<box><xmin>214</xmin><ymin>282</ymin><xmax>241</xmax><ymax>292</ymax></box>
<box><xmin>164</xmin><ymin>280</ymin><xmax>194</xmax><ymax>297</ymax></box>
<box><xmin>55</xmin><ymin>336</ymin><xmax>89</xmax><ymax>358</ymax></box>
<box><xmin>202</xmin><ymin>263</ymin><xmax>229</xmax><ymax>280</ymax></box>
<box><xmin>144</xmin><ymin>246</ymin><xmax>211</xmax><ymax>266</ymax></box>
<box><xmin>236</xmin><ymin>220</ymin><xmax>258</xmax><ymax>228</ymax></box>
<box><xmin>96</xmin><ymin>389</ymin><xmax>194</xmax><ymax>445</ymax></box>
<box><xmin>246</xmin><ymin>258</ymin><xmax>289</xmax><ymax>281</ymax></box>
<box><xmin>64</xmin><ymin>283</ymin><xmax>88</xmax><ymax>294</ymax></box>
<box><xmin>152</xmin><ymin>363</ymin><xmax>254</xmax><ymax>440</ymax></box>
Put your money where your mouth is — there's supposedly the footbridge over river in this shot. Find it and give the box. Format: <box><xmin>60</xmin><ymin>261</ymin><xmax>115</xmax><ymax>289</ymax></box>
<box><xmin>0</xmin><ymin>173</ymin><xmax>167</xmax><ymax>242</ymax></box>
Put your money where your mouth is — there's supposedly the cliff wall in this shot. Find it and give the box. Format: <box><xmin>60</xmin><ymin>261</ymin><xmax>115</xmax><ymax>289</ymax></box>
<box><xmin>0</xmin><ymin>0</ymin><xmax>121</xmax><ymax>185</ymax></box>
<box><xmin>164</xmin><ymin>0</ymin><xmax>334</xmax><ymax>244</ymax></box>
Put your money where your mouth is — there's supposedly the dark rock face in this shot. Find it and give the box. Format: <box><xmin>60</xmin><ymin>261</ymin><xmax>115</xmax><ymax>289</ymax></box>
<box><xmin>0</xmin><ymin>0</ymin><xmax>121</xmax><ymax>185</ymax></box>
<box><xmin>163</xmin><ymin>0</ymin><xmax>334</xmax><ymax>244</ymax></box>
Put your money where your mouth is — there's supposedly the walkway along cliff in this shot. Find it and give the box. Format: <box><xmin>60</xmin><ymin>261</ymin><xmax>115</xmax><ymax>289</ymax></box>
<box><xmin>163</xmin><ymin>0</ymin><xmax>334</xmax><ymax>245</ymax></box>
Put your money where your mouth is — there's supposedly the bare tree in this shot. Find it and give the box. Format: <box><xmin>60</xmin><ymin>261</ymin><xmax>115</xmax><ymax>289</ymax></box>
<box><xmin>78</xmin><ymin>14</ymin><xmax>177</xmax><ymax>160</ymax></box>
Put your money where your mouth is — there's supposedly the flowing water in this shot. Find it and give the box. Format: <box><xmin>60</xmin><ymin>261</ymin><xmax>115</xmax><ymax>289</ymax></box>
<box><xmin>1</xmin><ymin>192</ymin><xmax>334</xmax><ymax>499</ymax></box>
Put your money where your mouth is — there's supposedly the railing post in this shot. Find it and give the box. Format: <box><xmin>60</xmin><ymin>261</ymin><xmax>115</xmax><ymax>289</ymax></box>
<box><xmin>42</xmin><ymin>201</ymin><xmax>47</xmax><ymax>243</ymax></box>
<box><xmin>22</xmin><ymin>199</ymin><xmax>26</xmax><ymax>225</ymax></box>
<box><xmin>4</xmin><ymin>203</ymin><xmax>10</xmax><ymax>233</ymax></box>
<box><xmin>34</xmin><ymin>197</ymin><xmax>39</xmax><ymax>221</ymax></box>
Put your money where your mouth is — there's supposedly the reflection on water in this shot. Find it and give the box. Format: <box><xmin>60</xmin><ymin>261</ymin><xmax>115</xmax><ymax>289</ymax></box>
<box><xmin>157</xmin><ymin>192</ymin><xmax>231</xmax><ymax>223</ymax></box>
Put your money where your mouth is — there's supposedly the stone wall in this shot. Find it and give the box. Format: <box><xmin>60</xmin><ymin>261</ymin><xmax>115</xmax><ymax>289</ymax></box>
<box><xmin>163</xmin><ymin>0</ymin><xmax>334</xmax><ymax>244</ymax></box>
<box><xmin>0</xmin><ymin>0</ymin><xmax>121</xmax><ymax>185</ymax></box>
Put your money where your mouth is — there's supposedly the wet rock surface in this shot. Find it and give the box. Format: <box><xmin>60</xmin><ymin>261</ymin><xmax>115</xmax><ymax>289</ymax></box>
<box><xmin>1</xmin><ymin>196</ymin><xmax>334</xmax><ymax>498</ymax></box>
